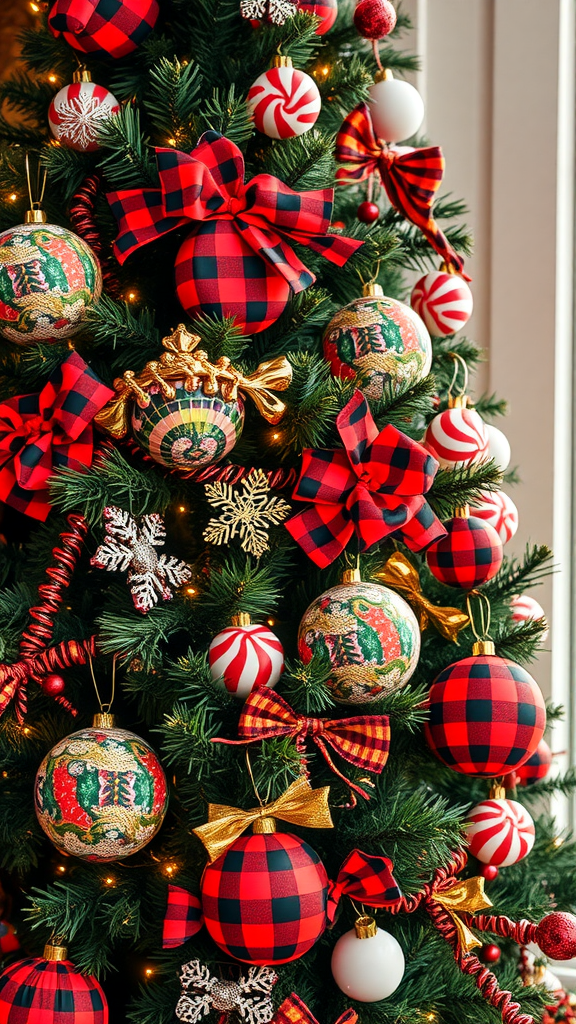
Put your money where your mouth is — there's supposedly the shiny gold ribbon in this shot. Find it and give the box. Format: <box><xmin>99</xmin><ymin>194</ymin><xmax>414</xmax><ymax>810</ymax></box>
<box><xmin>193</xmin><ymin>777</ymin><xmax>334</xmax><ymax>863</ymax></box>
<box><xmin>433</xmin><ymin>877</ymin><xmax>493</xmax><ymax>952</ymax></box>
<box><xmin>374</xmin><ymin>552</ymin><xmax>469</xmax><ymax>642</ymax></box>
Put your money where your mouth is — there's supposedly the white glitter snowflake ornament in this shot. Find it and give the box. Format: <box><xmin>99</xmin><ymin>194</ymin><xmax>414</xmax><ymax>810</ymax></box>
<box><xmin>48</xmin><ymin>79</ymin><xmax>120</xmax><ymax>153</ymax></box>
<box><xmin>240</xmin><ymin>0</ymin><xmax>298</xmax><ymax>24</ymax></box>
<box><xmin>176</xmin><ymin>960</ymin><xmax>278</xmax><ymax>1024</ymax></box>
<box><xmin>203</xmin><ymin>469</ymin><xmax>291</xmax><ymax>558</ymax></box>
<box><xmin>90</xmin><ymin>506</ymin><xmax>192</xmax><ymax>614</ymax></box>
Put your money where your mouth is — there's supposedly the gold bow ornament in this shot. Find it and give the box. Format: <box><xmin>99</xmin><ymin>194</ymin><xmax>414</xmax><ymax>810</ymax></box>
<box><xmin>433</xmin><ymin>876</ymin><xmax>493</xmax><ymax>952</ymax></box>
<box><xmin>374</xmin><ymin>551</ymin><xmax>469</xmax><ymax>642</ymax></box>
<box><xmin>193</xmin><ymin>777</ymin><xmax>334</xmax><ymax>863</ymax></box>
<box><xmin>95</xmin><ymin>324</ymin><xmax>293</xmax><ymax>438</ymax></box>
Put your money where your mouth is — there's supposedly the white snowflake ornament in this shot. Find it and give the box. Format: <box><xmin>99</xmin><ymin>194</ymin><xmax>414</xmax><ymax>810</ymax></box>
<box><xmin>48</xmin><ymin>78</ymin><xmax>120</xmax><ymax>152</ymax></box>
<box><xmin>203</xmin><ymin>469</ymin><xmax>291</xmax><ymax>558</ymax></box>
<box><xmin>90</xmin><ymin>506</ymin><xmax>192</xmax><ymax>614</ymax></box>
<box><xmin>176</xmin><ymin>960</ymin><xmax>277</xmax><ymax>1024</ymax></box>
<box><xmin>240</xmin><ymin>0</ymin><xmax>298</xmax><ymax>24</ymax></box>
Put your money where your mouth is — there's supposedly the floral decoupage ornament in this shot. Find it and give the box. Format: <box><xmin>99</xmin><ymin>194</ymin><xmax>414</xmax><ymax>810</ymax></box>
<box><xmin>95</xmin><ymin>326</ymin><xmax>292</xmax><ymax>470</ymax></box>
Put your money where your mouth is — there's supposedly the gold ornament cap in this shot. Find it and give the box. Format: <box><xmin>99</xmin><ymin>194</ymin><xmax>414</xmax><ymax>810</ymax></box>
<box><xmin>342</xmin><ymin>568</ymin><xmax>361</xmax><ymax>584</ymax></box>
<box><xmin>489</xmin><ymin>783</ymin><xmax>506</xmax><ymax>800</ymax></box>
<box><xmin>231</xmin><ymin>612</ymin><xmax>251</xmax><ymax>627</ymax></box>
<box><xmin>25</xmin><ymin>206</ymin><xmax>47</xmax><ymax>224</ymax></box>
<box><xmin>362</xmin><ymin>282</ymin><xmax>384</xmax><ymax>298</ymax></box>
<box><xmin>72</xmin><ymin>67</ymin><xmax>92</xmax><ymax>83</ymax></box>
<box><xmin>454</xmin><ymin>505</ymin><xmax>470</xmax><ymax>518</ymax></box>
<box><xmin>448</xmin><ymin>394</ymin><xmax>468</xmax><ymax>409</ymax></box>
<box><xmin>44</xmin><ymin>943</ymin><xmax>68</xmax><ymax>962</ymax></box>
<box><xmin>272</xmin><ymin>55</ymin><xmax>293</xmax><ymax>68</ymax></box>
<box><xmin>374</xmin><ymin>67</ymin><xmax>394</xmax><ymax>83</ymax></box>
<box><xmin>252</xmin><ymin>816</ymin><xmax>277</xmax><ymax>834</ymax></box>
<box><xmin>92</xmin><ymin>713</ymin><xmax>116</xmax><ymax>729</ymax></box>
<box><xmin>472</xmin><ymin>639</ymin><xmax>495</xmax><ymax>657</ymax></box>
<box><xmin>354</xmin><ymin>915</ymin><xmax>377</xmax><ymax>939</ymax></box>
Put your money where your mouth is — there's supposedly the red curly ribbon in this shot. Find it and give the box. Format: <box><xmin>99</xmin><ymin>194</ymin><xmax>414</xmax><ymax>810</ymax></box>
<box><xmin>69</xmin><ymin>173</ymin><xmax>122</xmax><ymax>298</ymax></box>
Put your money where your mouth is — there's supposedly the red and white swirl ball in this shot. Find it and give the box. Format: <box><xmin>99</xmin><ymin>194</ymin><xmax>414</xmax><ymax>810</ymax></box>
<box><xmin>424</xmin><ymin>406</ymin><xmax>488</xmax><ymax>469</ymax></box>
<box><xmin>247</xmin><ymin>63</ymin><xmax>321</xmax><ymax>139</ymax></box>
<box><xmin>209</xmin><ymin>623</ymin><xmax>284</xmax><ymax>698</ymax></box>
<box><xmin>411</xmin><ymin>270</ymin><xmax>473</xmax><ymax>338</ymax></box>
<box><xmin>465</xmin><ymin>797</ymin><xmax>535</xmax><ymax>867</ymax></box>
<box><xmin>511</xmin><ymin>594</ymin><xmax>549</xmax><ymax>642</ymax></box>
<box><xmin>470</xmin><ymin>489</ymin><xmax>519</xmax><ymax>544</ymax></box>
<box><xmin>48</xmin><ymin>80</ymin><xmax>120</xmax><ymax>152</ymax></box>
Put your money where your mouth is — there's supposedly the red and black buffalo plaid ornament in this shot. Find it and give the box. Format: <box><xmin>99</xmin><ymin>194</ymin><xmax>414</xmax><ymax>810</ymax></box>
<box><xmin>48</xmin><ymin>0</ymin><xmax>159</xmax><ymax>59</ymax></box>
<box><xmin>107</xmin><ymin>132</ymin><xmax>362</xmax><ymax>334</ymax></box>
<box><xmin>335</xmin><ymin>103</ymin><xmax>469</xmax><ymax>277</ymax></box>
<box><xmin>163</xmin><ymin>885</ymin><xmax>203</xmax><ymax>949</ymax></box>
<box><xmin>0</xmin><ymin>352</ymin><xmax>114</xmax><ymax>522</ymax></box>
<box><xmin>507</xmin><ymin>738</ymin><xmax>552</xmax><ymax>788</ymax></box>
<box><xmin>0</xmin><ymin>943</ymin><xmax>108</xmax><ymax>1023</ymax></box>
<box><xmin>285</xmin><ymin>389</ymin><xmax>446</xmax><ymax>567</ymax></box>
<box><xmin>424</xmin><ymin>651</ymin><xmax>546</xmax><ymax>777</ymax></box>
<box><xmin>426</xmin><ymin>512</ymin><xmax>503</xmax><ymax>590</ymax></box>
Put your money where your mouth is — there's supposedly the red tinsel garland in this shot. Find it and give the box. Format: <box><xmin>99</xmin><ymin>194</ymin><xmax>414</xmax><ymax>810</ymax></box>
<box><xmin>69</xmin><ymin>173</ymin><xmax>122</xmax><ymax>298</ymax></box>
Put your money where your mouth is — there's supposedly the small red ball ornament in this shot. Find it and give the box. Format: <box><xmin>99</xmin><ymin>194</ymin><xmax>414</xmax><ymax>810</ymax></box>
<box><xmin>354</xmin><ymin>0</ymin><xmax>397</xmax><ymax>39</ymax></box>
<box><xmin>426</xmin><ymin>511</ymin><xmax>503</xmax><ymax>590</ymax></box>
<box><xmin>479</xmin><ymin>864</ymin><xmax>499</xmax><ymax>882</ymax></box>
<box><xmin>332</xmin><ymin>220</ymin><xmax>346</xmax><ymax>230</ymax></box>
<box><xmin>0</xmin><ymin>943</ymin><xmax>108</xmax><ymax>1023</ymax></box>
<box><xmin>0</xmin><ymin>922</ymin><xmax>19</xmax><ymax>956</ymax></box>
<box><xmin>479</xmin><ymin>943</ymin><xmax>501</xmax><ymax>964</ymax></box>
<box><xmin>357</xmin><ymin>201</ymin><xmax>380</xmax><ymax>223</ymax></box>
<box><xmin>41</xmin><ymin>674</ymin><xmax>66</xmax><ymax>696</ymax></box>
<box><xmin>514</xmin><ymin>739</ymin><xmax>552</xmax><ymax>786</ymax></box>
<box><xmin>536</xmin><ymin>913</ymin><xmax>576</xmax><ymax>961</ymax></box>
<box><xmin>297</xmin><ymin>0</ymin><xmax>338</xmax><ymax>34</ymax></box>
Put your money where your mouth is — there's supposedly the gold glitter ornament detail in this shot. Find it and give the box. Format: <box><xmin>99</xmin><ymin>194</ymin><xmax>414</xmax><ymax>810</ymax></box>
<box><xmin>203</xmin><ymin>468</ymin><xmax>291</xmax><ymax>557</ymax></box>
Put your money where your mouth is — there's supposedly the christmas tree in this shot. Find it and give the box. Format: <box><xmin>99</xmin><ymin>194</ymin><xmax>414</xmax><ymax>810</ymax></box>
<box><xmin>0</xmin><ymin>1</ymin><xmax>574</xmax><ymax>1023</ymax></box>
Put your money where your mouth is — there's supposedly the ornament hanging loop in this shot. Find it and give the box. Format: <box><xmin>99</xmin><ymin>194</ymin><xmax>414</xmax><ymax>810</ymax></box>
<box><xmin>24</xmin><ymin>153</ymin><xmax>47</xmax><ymax>224</ymax></box>
<box><xmin>466</xmin><ymin>592</ymin><xmax>495</xmax><ymax>656</ymax></box>
<box><xmin>447</xmin><ymin>352</ymin><xmax>469</xmax><ymax>408</ymax></box>
<box><xmin>88</xmin><ymin>652</ymin><xmax>117</xmax><ymax>716</ymax></box>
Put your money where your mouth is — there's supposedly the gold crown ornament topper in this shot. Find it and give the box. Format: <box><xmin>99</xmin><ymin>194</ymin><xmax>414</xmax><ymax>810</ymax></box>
<box><xmin>95</xmin><ymin>325</ymin><xmax>292</xmax><ymax>438</ymax></box>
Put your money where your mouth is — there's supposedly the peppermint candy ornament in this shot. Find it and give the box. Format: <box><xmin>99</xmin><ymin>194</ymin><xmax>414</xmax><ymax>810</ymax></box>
<box><xmin>48</xmin><ymin>68</ymin><xmax>120</xmax><ymax>152</ymax></box>
<box><xmin>410</xmin><ymin>270</ymin><xmax>473</xmax><ymax>338</ymax></box>
<box><xmin>511</xmin><ymin>594</ymin><xmax>549</xmax><ymax>641</ymax></box>
<box><xmin>209</xmin><ymin>614</ymin><xmax>284</xmax><ymax>698</ymax></box>
<box><xmin>470</xmin><ymin>490</ymin><xmax>519</xmax><ymax>545</ymax></box>
<box><xmin>465</xmin><ymin>793</ymin><xmax>535</xmax><ymax>867</ymax></box>
<box><xmin>247</xmin><ymin>56</ymin><xmax>321</xmax><ymax>139</ymax></box>
<box><xmin>424</xmin><ymin>403</ymin><xmax>489</xmax><ymax>469</ymax></box>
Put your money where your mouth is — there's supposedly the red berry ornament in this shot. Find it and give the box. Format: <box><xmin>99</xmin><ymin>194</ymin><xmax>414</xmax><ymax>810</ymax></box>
<box><xmin>208</xmin><ymin>616</ymin><xmax>284</xmax><ymax>699</ymax></box>
<box><xmin>426</xmin><ymin>512</ymin><xmax>503</xmax><ymax>590</ymax></box>
<box><xmin>41</xmin><ymin>674</ymin><xmax>66</xmax><ymax>696</ymax></box>
<box><xmin>297</xmin><ymin>0</ymin><xmax>338</xmax><ymax>34</ymax></box>
<box><xmin>536</xmin><ymin>913</ymin><xmax>576</xmax><ymax>961</ymax></box>
<box><xmin>479</xmin><ymin>943</ymin><xmax>501</xmax><ymax>964</ymax></box>
<box><xmin>0</xmin><ymin>922</ymin><xmax>19</xmax><ymax>956</ymax></box>
<box><xmin>479</xmin><ymin>864</ymin><xmax>499</xmax><ymax>882</ymax></box>
<box><xmin>354</xmin><ymin>0</ymin><xmax>397</xmax><ymax>39</ymax></box>
<box><xmin>424</xmin><ymin>646</ymin><xmax>546</xmax><ymax>777</ymax></box>
<box><xmin>48</xmin><ymin>0</ymin><xmax>159</xmax><ymax>59</ymax></box>
<box><xmin>357</xmin><ymin>201</ymin><xmax>380</xmax><ymax>223</ymax></box>
<box><xmin>0</xmin><ymin>943</ymin><xmax>108</xmax><ymax>1022</ymax></box>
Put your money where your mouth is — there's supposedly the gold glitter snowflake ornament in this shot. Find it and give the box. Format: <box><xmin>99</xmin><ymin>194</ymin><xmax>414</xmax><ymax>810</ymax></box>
<box><xmin>203</xmin><ymin>469</ymin><xmax>291</xmax><ymax>558</ymax></box>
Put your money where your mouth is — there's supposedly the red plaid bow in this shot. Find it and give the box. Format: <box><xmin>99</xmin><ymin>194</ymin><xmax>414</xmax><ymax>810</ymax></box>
<box><xmin>108</xmin><ymin>132</ymin><xmax>362</xmax><ymax>290</ymax></box>
<box><xmin>162</xmin><ymin>885</ymin><xmax>203</xmax><ymax>949</ymax></box>
<box><xmin>0</xmin><ymin>353</ymin><xmax>113</xmax><ymax>521</ymax></box>
<box><xmin>213</xmin><ymin>685</ymin><xmax>390</xmax><ymax>801</ymax></box>
<box><xmin>335</xmin><ymin>103</ymin><xmax>469</xmax><ymax>278</ymax></box>
<box><xmin>285</xmin><ymin>389</ymin><xmax>447</xmax><ymax>567</ymax></box>
<box><xmin>273</xmin><ymin>994</ymin><xmax>357</xmax><ymax>1024</ymax></box>
<box><xmin>327</xmin><ymin>848</ymin><xmax>401</xmax><ymax>923</ymax></box>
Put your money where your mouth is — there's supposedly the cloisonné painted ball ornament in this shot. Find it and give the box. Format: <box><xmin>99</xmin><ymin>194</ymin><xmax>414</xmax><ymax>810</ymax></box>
<box><xmin>0</xmin><ymin>215</ymin><xmax>102</xmax><ymax>345</ymax></box>
<box><xmin>322</xmin><ymin>283</ymin><xmax>432</xmax><ymax>401</ymax></box>
<box><xmin>131</xmin><ymin>384</ymin><xmax>245</xmax><ymax>469</ymax></box>
<box><xmin>297</xmin><ymin>570</ymin><xmax>420</xmax><ymax>704</ymax></box>
<box><xmin>34</xmin><ymin>715</ymin><xmax>168</xmax><ymax>862</ymax></box>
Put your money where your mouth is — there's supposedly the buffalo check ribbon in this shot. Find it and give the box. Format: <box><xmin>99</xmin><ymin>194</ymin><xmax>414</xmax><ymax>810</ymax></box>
<box><xmin>162</xmin><ymin>885</ymin><xmax>203</xmax><ymax>949</ymax></box>
<box><xmin>212</xmin><ymin>685</ymin><xmax>390</xmax><ymax>801</ymax></box>
<box><xmin>0</xmin><ymin>352</ymin><xmax>113</xmax><ymax>521</ymax></box>
<box><xmin>285</xmin><ymin>389</ymin><xmax>447</xmax><ymax>568</ymax></box>
<box><xmin>108</xmin><ymin>131</ymin><xmax>363</xmax><ymax>290</ymax></box>
<box><xmin>327</xmin><ymin>848</ymin><xmax>401</xmax><ymax>923</ymax></box>
<box><xmin>273</xmin><ymin>994</ymin><xmax>357</xmax><ymax>1024</ymax></box>
<box><xmin>335</xmin><ymin>102</ymin><xmax>469</xmax><ymax>278</ymax></box>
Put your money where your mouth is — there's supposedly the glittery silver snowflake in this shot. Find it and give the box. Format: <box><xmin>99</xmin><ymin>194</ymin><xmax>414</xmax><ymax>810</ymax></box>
<box><xmin>90</xmin><ymin>506</ymin><xmax>192</xmax><ymax>614</ymax></box>
<box><xmin>203</xmin><ymin>469</ymin><xmax>291</xmax><ymax>558</ymax></box>
<box><xmin>55</xmin><ymin>89</ymin><xmax>118</xmax><ymax>149</ymax></box>
<box><xmin>176</xmin><ymin>960</ymin><xmax>277</xmax><ymax>1024</ymax></box>
<box><xmin>240</xmin><ymin>0</ymin><xmax>298</xmax><ymax>24</ymax></box>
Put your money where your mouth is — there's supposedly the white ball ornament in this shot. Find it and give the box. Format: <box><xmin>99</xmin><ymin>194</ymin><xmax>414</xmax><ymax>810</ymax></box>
<box><xmin>331</xmin><ymin>916</ymin><xmax>405</xmax><ymax>1002</ymax></box>
<box><xmin>470</xmin><ymin>489</ymin><xmax>519</xmax><ymax>544</ymax></box>
<box><xmin>247</xmin><ymin>56</ymin><xmax>321</xmax><ymax>139</ymax></box>
<box><xmin>465</xmin><ymin>795</ymin><xmax>535</xmax><ymax>867</ymax></box>
<box><xmin>485</xmin><ymin>423</ymin><xmax>511</xmax><ymax>472</ymax></box>
<box><xmin>209</xmin><ymin>614</ymin><xmax>284</xmax><ymax>698</ymax></box>
<box><xmin>48</xmin><ymin>69</ymin><xmax>120</xmax><ymax>152</ymax></box>
<box><xmin>368</xmin><ymin>69</ymin><xmax>424</xmax><ymax>143</ymax></box>
<box><xmin>410</xmin><ymin>270</ymin><xmax>473</xmax><ymax>338</ymax></box>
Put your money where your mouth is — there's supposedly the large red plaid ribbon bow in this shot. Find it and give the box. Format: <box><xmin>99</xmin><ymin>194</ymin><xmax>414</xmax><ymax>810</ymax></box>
<box><xmin>327</xmin><ymin>848</ymin><xmax>400</xmax><ymax>923</ymax></box>
<box><xmin>108</xmin><ymin>132</ymin><xmax>362</xmax><ymax>291</ymax></box>
<box><xmin>0</xmin><ymin>352</ymin><xmax>113</xmax><ymax>521</ymax></box>
<box><xmin>273</xmin><ymin>994</ymin><xmax>357</xmax><ymax>1024</ymax></box>
<box><xmin>335</xmin><ymin>103</ymin><xmax>468</xmax><ymax>277</ymax></box>
<box><xmin>213</xmin><ymin>685</ymin><xmax>390</xmax><ymax>801</ymax></box>
<box><xmin>285</xmin><ymin>389</ymin><xmax>447</xmax><ymax>567</ymax></box>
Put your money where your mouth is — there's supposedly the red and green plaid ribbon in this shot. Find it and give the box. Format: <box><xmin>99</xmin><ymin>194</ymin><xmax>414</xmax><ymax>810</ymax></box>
<box><xmin>0</xmin><ymin>352</ymin><xmax>113</xmax><ymax>521</ymax></box>
<box><xmin>108</xmin><ymin>131</ymin><xmax>363</xmax><ymax>291</ymax></box>
<box><xmin>335</xmin><ymin>102</ymin><xmax>469</xmax><ymax>277</ymax></box>
<box><xmin>285</xmin><ymin>389</ymin><xmax>447</xmax><ymax>567</ymax></box>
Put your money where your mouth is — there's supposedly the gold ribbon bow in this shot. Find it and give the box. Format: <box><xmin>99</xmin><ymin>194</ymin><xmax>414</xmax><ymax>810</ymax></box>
<box><xmin>433</xmin><ymin>877</ymin><xmax>493</xmax><ymax>952</ymax></box>
<box><xmin>193</xmin><ymin>777</ymin><xmax>334</xmax><ymax>863</ymax></box>
<box><xmin>374</xmin><ymin>552</ymin><xmax>469</xmax><ymax>642</ymax></box>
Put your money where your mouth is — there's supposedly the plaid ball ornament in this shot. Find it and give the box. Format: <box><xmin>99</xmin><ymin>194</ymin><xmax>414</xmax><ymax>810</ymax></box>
<box><xmin>0</xmin><ymin>943</ymin><xmax>108</xmax><ymax>1023</ymax></box>
<box><xmin>424</xmin><ymin>651</ymin><xmax>546</xmax><ymax>777</ymax></box>
<box><xmin>200</xmin><ymin>831</ymin><xmax>329</xmax><ymax>965</ymax></box>
<box><xmin>48</xmin><ymin>0</ymin><xmax>159</xmax><ymax>59</ymax></box>
<box><xmin>426</xmin><ymin>512</ymin><xmax>503</xmax><ymax>589</ymax></box>
<box><xmin>512</xmin><ymin>738</ymin><xmax>552</xmax><ymax>787</ymax></box>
